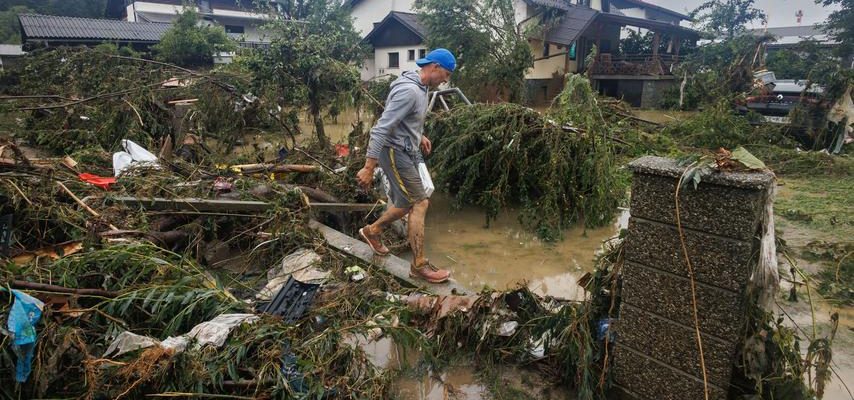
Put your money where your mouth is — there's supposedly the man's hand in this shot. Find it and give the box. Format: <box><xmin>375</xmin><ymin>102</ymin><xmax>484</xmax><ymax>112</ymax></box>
<box><xmin>420</xmin><ymin>136</ymin><xmax>432</xmax><ymax>156</ymax></box>
<box><xmin>356</xmin><ymin>158</ymin><xmax>378</xmax><ymax>190</ymax></box>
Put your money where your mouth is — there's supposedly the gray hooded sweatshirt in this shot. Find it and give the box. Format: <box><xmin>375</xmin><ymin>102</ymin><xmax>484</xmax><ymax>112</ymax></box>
<box><xmin>366</xmin><ymin>71</ymin><xmax>428</xmax><ymax>160</ymax></box>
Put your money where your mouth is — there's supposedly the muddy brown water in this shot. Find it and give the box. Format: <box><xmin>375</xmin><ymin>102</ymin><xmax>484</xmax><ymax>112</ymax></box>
<box><xmin>362</xmin><ymin>194</ymin><xmax>626</xmax><ymax>399</ymax></box>
<box><xmin>350</xmin><ymin>334</ymin><xmax>575</xmax><ymax>400</ymax></box>
<box><xmin>423</xmin><ymin>193</ymin><xmax>628</xmax><ymax>299</ymax></box>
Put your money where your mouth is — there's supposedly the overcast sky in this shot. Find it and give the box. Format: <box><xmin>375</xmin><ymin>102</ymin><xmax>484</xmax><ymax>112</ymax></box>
<box><xmin>650</xmin><ymin>0</ymin><xmax>840</xmax><ymax>28</ymax></box>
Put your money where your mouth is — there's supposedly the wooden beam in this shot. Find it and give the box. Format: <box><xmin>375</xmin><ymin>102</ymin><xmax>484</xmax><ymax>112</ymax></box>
<box><xmin>308</xmin><ymin>202</ymin><xmax>380</xmax><ymax>213</ymax></box>
<box><xmin>230</xmin><ymin>164</ymin><xmax>319</xmax><ymax>174</ymax></box>
<box><xmin>12</xmin><ymin>280</ymin><xmax>118</xmax><ymax>298</ymax></box>
<box><xmin>108</xmin><ymin>196</ymin><xmax>272</xmax><ymax>213</ymax></box>
<box><xmin>310</xmin><ymin>220</ymin><xmax>468</xmax><ymax>296</ymax></box>
<box><xmin>110</xmin><ymin>196</ymin><xmax>379</xmax><ymax>215</ymax></box>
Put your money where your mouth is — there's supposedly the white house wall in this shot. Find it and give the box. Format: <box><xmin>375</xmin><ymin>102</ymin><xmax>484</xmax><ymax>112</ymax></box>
<box><xmin>511</xmin><ymin>0</ymin><xmax>531</xmax><ymax>25</ymax></box>
<box><xmin>526</xmin><ymin>40</ymin><xmax>570</xmax><ymax>79</ymax></box>
<box><xmin>126</xmin><ymin>1</ymin><xmax>268</xmax><ymax>42</ymax></box>
<box><xmin>132</xmin><ymin>1</ymin><xmax>267</xmax><ymax>20</ymax></box>
<box><xmin>618</xmin><ymin>7</ymin><xmax>646</xmax><ymax>19</ymax></box>
<box><xmin>131</xmin><ymin>2</ymin><xmax>186</xmax><ymax>19</ymax></box>
<box><xmin>361</xmin><ymin>58</ymin><xmax>376</xmax><ymax>81</ymax></box>
<box><xmin>369</xmin><ymin>44</ymin><xmax>428</xmax><ymax>79</ymax></box>
<box><xmin>350</xmin><ymin>0</ymin><xmax>417</xmax><ymax>37</ymax></box>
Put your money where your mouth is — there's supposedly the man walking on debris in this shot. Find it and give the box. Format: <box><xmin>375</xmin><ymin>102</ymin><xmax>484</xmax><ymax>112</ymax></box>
<box><xmin>355</xmin><ymin>48</ymin><xmax>455</xmax><ymax>284</ymax></box>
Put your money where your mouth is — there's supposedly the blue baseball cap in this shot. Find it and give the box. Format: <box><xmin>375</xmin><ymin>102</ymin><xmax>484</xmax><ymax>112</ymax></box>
<box><xmin>416</xmin><ymin>48</ymin><xmax>456</xmax><ymax>72</ymax></box>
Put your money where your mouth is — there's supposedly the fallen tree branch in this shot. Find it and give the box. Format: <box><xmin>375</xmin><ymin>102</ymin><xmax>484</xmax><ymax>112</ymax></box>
<box><xmin>11</xmin><ymin>280</ymin><xmax>118</xmax><ymax>298</ymax></box>
<box><xmin>293</xmin><ymin>147</ymin><xmax>339</xmax><ymax>174</ymax></box>
<box><xmin>56</xmin><ymin>181</ymin><xmax>120</xmax><ymax>231</ymax></box>
<box><xmin>231</xmin><ymin>163</ymin><xmax>319</xmax><ymax>174</ymax></box>
<box><xmin>14</xmin><ymin>82</ymin><xmax>182</xmax><ymax>111</ymax></box>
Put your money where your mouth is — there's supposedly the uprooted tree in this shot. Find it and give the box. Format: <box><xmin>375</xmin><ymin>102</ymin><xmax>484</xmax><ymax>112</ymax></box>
<box><xmin>818</xmin><ymin>0</ymin><xmax>853</xmax><ymax>59</ymax></box>
<box><xmin>426</xmin><ymin>75</ymin><xmax>625</xmax><ymax>241</ymax></box>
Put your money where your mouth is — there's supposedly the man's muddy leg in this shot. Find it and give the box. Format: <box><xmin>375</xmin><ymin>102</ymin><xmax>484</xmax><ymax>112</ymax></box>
<box><xmin>408</xmin><ymin>199</ymin><xmax>429</xmax><ymax>266</ymax></box>
<box><xmin>365</xmin><ymin>206</ymin><xmax>409</xmax><ymax>237</ymax></box>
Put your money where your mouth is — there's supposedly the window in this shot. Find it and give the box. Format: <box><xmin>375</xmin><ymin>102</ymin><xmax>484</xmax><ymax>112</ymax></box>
<box><xmin>388</xmin><ymin>52</ymin><xmax>400</xmax><ymax>68</ymax></box>
<box><xmin>569</xmin><ymin>41</ymin><xmax>577</xmax><ymax>60</ymax></box>
<box><xmin>408</xmin><ymin>49</ymin><xmax>415</xmax><ymax>61</ymax></box>
<box><xmin>225</xmin><ymin>25</ymin><xmax>245</xmax><ymax>34</ymax></box>
<box><xmin>419</xmin><ymin>49</ymin><xmax>426</xmax><ymax>58</ymax></box>
<box><xmin>543</xmin><ymin>42</ymin><xmax>550</xmax><ymax>57</ymax></box>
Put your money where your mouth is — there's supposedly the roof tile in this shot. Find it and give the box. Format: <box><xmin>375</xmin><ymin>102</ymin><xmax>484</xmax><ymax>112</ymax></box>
<box><xmin>19</xmin><ymin>14</ymin><xmax>171</xmax><ymax>42</ymax></box>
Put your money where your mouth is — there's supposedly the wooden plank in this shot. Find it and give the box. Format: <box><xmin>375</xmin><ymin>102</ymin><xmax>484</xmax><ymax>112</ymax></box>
<box><xmin>110</xmin><ymin>196</ymin><xmax>379</xmax><ymax>214</ymax></box>
<box><xmin>309</xmin><ymin>220</ymin><xmax>469</xmax><ymax>296</ymax></box>
<box><xmin>108</xmin><ymin>196</ymin><xmax>272</xmax><ymax>213</ymax></box>
<box><xmin>308</xmin><ymin>202</ymin><xmax>379</xmax><ymax>212</ymax></box>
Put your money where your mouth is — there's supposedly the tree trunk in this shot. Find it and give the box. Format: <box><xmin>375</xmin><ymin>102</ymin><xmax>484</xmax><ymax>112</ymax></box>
<box><xmin>313</xmin><ymin>108</ymin><xmax>327</xmax><ymax>145</ymax></box>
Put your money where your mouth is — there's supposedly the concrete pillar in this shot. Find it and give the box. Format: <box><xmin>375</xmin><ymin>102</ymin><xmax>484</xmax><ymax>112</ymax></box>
<box><xmin>613</xmin><ymin>156</ymin><xmax>775</xmax><ymax>400</ymax></box>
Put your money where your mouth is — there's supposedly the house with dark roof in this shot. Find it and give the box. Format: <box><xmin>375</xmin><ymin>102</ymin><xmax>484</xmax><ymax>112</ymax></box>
<box><xmin>18</xmin><ymin>1</ymin><xmax>272</xmax><ymax>63</ymax></box>
<box><xmin>105</xmin><ymin>0</ymin><xmax>271</xmax><ymax>44</ymax></box>
<box><xmin>351</xmin><ymin>0</ymin><xmax>698</xmax><ymax>107</ymax></box>
<box><xmin>18</xmin><ymin>14</ymin><xmax>171</xmax><ymax>49</ymax></box>
<box><xmin>522</xmin><ymin>0</ymin><xmax>699</xmax><ymax>106</ymax></box>
<box><xmin>360</xmin><ymin>11</ymin><xmax>427</xmax><ymax>80</ymax></box>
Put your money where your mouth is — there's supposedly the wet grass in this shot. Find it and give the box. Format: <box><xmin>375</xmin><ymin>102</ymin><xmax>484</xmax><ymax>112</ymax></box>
<box><xmin>775</xmin><ymin>176</ymin><xmax>854</xmax><ymax>239</ymax></box>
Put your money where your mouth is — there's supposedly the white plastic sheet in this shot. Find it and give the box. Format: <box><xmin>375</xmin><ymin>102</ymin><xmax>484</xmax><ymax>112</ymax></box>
<box><xmin>102</xmin><ymin>313</ymin><xmax>259</xmax><ymax>358</ymax></box>
<box><xmin>112</xmin><ymin>139</ymin><xmax>159</xmax><ymax>177</ymax></box>
<box><xmin>418</xmin><ymin>162</ymin><xmax>434</xmax><ymax>197</ymax></box>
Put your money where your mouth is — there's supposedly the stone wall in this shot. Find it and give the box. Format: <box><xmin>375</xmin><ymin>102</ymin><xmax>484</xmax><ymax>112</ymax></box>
<box><xmin>613</xmin><ymin>156</ymin><xmax>775</xmax><ymax>400</ymax></box>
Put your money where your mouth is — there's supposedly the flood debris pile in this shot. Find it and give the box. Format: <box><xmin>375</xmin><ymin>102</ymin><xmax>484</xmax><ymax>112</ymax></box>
<box><xmin>0</xmin><ymin>50</ymin><xmax>623</xmax><ymax>399</ymax></box>
<box><xmin>426</xmin><ymin>75</ymin><xmax>626</xmax><ymax>241</ymax></box>
<box><xmin>0</xmin><ymin>154</ymin><xmax>620</xmax><ymax>398</ymax></box>
<box><xmin>6</xmin><ymin>46</ymin><xmax>282</xmax><ymax>157</ymax></box>
<box><xmin>662</xmin><ymin>99</ymin><xmax>854</xmax><ymax>178</ymax></box>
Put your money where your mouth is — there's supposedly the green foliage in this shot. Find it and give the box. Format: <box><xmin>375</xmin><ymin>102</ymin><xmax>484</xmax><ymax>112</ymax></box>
<box><xmin>10</xmin><ymin>47</ymin><xmax>268</xmax><ymax>155</ymax></box>
<box><xmin>801</xmin><ymin>241</ymin><xmax>854</xmax><ymax>306</ymax></box>
<box><xmin>664</xmin><ymin>99</ymin><xmax>762</xmax><ymax>148</ymax></box>
<box><xmin>427</xmin><ymin>75</ymin><xmax>625</xmax><ymax>241</ymax></box>
<box><xmin>670</xmin><ymin>34</ymin><xmax>767</xmax><ymax>109</ymax></box>
<box><xmin>152</xmin><ymin>7</ymin><xmax>235</xmax><ymax>67</ymax></box>
<box><xmin>0</xmin><ymin>5</ymin><xmax>30</xmax><ymax>44</ymax></box>
<box><xmin>618</xmin><ymin>30</ymin><xmax>697</xmax><ymax>57</ymax></box>
<box><xmin>242</xmin><ymin>0</ymin><xmax>365</xmax><ymax>144</ymax></box>
<box><xmin>818</xmin><ymin>0</ymin><xmax>854</xmax><ymax>58</ymax></box>
<box><xmin>416</xmin><ymin>0</ymin><xmax>533</xmax><ymax>103</ymax></box>
<box><xmin>690</xmin><ymin>0</ymin><xmax>767</xmax><ymax>39</ymax></box>
<box><xmin>0</xmin><ymin>0</ymin><xmax>106</xmax><ymax>17</ymax></box>
<box><xmin>737</xmin><ymin>306</ymin><xmax>821</xmax><ymax>399</ymax></box>
<box><xmin>93</xmin><ymin>42</ymin><xmax>142</xmax><ymax>58</ymax></box>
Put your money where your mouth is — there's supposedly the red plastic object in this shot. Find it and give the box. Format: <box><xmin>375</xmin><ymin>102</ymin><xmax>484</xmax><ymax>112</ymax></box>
<box><xmin>334</xmin><ymin>144</ymin><xmax>350</xmax><ymax>158</ymax></box>
<box><xmin>78</xmin><ymin>173</ymin><xmax>117</xmax><ymax>190</ymax></box>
